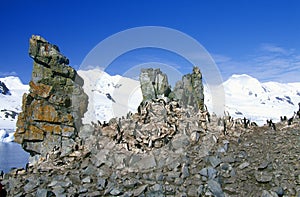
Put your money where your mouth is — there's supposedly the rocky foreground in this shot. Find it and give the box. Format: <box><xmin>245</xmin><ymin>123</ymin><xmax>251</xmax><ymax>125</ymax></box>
<box><xmin>1</xmin><ymin>114</ymin><xmax>299</xmax><ymax>197</ymax></box>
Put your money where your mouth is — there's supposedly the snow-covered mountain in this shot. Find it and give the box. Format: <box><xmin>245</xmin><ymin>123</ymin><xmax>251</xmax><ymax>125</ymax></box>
<box><xmin>79</xmin><ymin>70</ymin><xmax>300</xmax><ymax>126</ymax></box>
<box><xmin>0</xmin><ymin>76</ymin><xmax>28</xmax><ymax>142</ymax></box>
<box><xmin>0</xmin><ymin>77</ymin><xmax>28</xmax><ymax>129</ymax></box>
<box><xmin>205</xmin><ymin>74</ymin><xmax>300</xmax><ymax>125</ymax></box>
<box><xmin>1</xmin><ymin>71</ymin><xmax>300</xmax><ymax>142</ymax></box>
<box><xmin>78</xmin><ymin>69</ymin><xmax>143</xmax><ymax>124</ymax></box>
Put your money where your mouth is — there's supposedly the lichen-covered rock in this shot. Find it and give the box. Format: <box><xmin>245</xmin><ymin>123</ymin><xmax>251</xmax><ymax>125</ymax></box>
<box><xmin>139</xmin><ymin>66</ymin><xmax>204</xmax><ymax>111</ymax></box>
<box><xmin>173</xmin><ymin>66</ymin><xmax>204</xmax><ymax>110</ymax></box>
<box><xmin>15</xmin><ymin>35</ymin><xmax>88</xmax><ymax>158</ymax></box>
<box><xmin>139</xmin><ymin>68</ymin><xmax>171</xmax><ymax>102</ymax></box>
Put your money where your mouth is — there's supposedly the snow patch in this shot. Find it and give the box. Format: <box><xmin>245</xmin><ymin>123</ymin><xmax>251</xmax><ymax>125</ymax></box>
<box><xmin>0</xmin><ymin>129</ymin><xmax>14</xmax><ymax>143</ymax></box>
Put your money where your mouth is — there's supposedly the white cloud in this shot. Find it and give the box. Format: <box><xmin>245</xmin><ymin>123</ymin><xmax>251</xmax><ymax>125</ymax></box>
<box><xmin>212</xmin><ymin>54</ymin><xmax>232</xmax><ymax>63</ymax></box>
<box><xmin>260</xmin><ymin>43</ymin><xmax>292</xmax><ymax>55</ymax></box>
<box><xmin>79</xmin><ymin>65</ymin><xmax>105</xmax><ymax>71</ymax></box>
<box><xmin>0</xmin><ymin>71</ymin><xmax>17</xmax><ymax>77</ymax></box>
<box><xmin>213</xmin><ymin>44</ymin><xmax>300</xmax><ymax>83</ymax></box>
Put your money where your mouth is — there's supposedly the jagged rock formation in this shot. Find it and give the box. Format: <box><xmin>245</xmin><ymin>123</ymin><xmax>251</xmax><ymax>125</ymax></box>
<box><xmin>173</xmin><ymin>66</ymin><xmax>204</xmax><ymax>110</ymax></box>
<box><xmin>140</xmin><ymin>66</ymin><xmax>204</xmax><ymax>111</ymax></box>
<box><xmin>14</xmin><ymin>35</ymin><xmax>88</xmax><ymax>158</ymax></box>
<box><xmin>139</xmin><ymin>68</ymin><xmax>171</xmax><ymax>102</ymax></box>
<box><xmin>89</xmin><ymin>98</ymin><xmax>210</xmax><ymax>154</ymax></box>
<box><xmin>0</xmin><ymin>81</ymin><xmax>10</xmax><ymax>95</ymax></box>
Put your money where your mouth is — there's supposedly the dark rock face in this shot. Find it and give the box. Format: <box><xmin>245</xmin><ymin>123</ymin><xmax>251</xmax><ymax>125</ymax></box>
<box><xmin>14</xmin><ymin>35</ymin><xmax>88</xmax><ymax>158</ymax></box>
<box><xmin>140</xmin><ymin>66</ymin><xmax>204</xmax><ymax>111</ymax></box>
<box><xmin>173</xmin><ymin>66</ymin><xmax>204</xmax><ymax>110</ymax></box>
<box><xmin>0</xmin><ymin>81</ymin><xmax>11</xmax><ymax>95</ymax></box>
<box><xmin>139</xmin><ymin>68</ymin><xmax>171</xmax><ymax>102</ymax></box>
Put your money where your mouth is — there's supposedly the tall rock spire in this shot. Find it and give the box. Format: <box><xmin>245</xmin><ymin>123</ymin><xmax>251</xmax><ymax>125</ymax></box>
<box><xmin>14</xmin><ymin>35</ymin><xmax>88</xmax><ymax>158</ymax></box>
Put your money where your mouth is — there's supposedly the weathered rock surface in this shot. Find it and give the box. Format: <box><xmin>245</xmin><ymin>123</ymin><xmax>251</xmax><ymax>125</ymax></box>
<box><xmin>3</xmin><ymin>113</ymin><xmax>299</xmax><ymax>196</ymax></box>
<box><xmin>14</xmin><ymin>35</ymin><xmax>88</xmax><ymax>158</ymax></box>
<box><xmin>172</xmin><ymin>66</ymin><xmax>204</xmax><ymax>110</ymax></box>
<box><xmin>140</xmin><ymin>66</ymin><xmax>205</xmax><ymax>111</ymax></box>
<box><xmin>139</xmin><ymin>68</ymin><xmax>171</xmax><ymax>102</ymax></box>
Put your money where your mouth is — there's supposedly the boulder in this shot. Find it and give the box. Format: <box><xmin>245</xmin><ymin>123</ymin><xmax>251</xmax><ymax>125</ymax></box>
<box><xmin>15</xmin><ymin>35</ymin><xmax>88</xmax><ymax>158</ymax></box>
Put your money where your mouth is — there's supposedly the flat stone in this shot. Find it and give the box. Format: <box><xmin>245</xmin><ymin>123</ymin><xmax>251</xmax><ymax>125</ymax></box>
<box><xmin>258</xmin><ymin>161</ymin><xmax>270</xmax><ymax>170</ymax></box>
<box><xmin>97</xmin><ymin>177</ymin><xmax>107</xmax><ymax>190</ymax></box>
<box><xmin>207</xmin><ymin>179</ymin><xmax>225</xmax><ymax>197</ymax></box>
<box><xmin>36</xmin><ymin>188</ymin><xmax>48</xmax><ymax>197</ymax></box>
<box><xmin>79</xmin><ymin>186</ymin><xmax>88</xmax><ymax>194</ymax></box>
<box><xmin>199</xmin><ymin>166</ymin><xmax>217</xmax><ymax>179</ymax></box>
<box><xmin>220</xmin><ymin>163</ymin><xmax>230</xmax><ymax>171</ymax></box>
<box><xmin>133</xmin><ymin>184</ymin><xmax>148</xmax><ymax>196</ymax></box>
<box><xmin>187</xmin><ymin>185</ymin><xmax>199</xmax><ymax>196</ymax></box>
<box><xmin>110</xmin><ymin>188</ymin><xmax>122</xmax><ymax>196</ymax></box>
<box><xmin>238</xmin><ymin>162</ymin><xmax>250</xmax><ymax>169</ymax></box>
<box><xmin>136</xmin><ymin>154</ymin><xmax>157</xmax><ymax>170</ymax></box>
<box><xmin>87</xmin><ymin>191</ymin><xmax>101</xmax><ymax>196</ymax></box>
<box><xmin>221</xmin><ymin>156</ymin><xmax>235</xmax><ymax>163</ymax></box>
<box><xmin>82</xmin><ymin>176</ymin><xmax>91</xmax><ymax>184</ymax></box>
<box><xmin>82</xmin><ymin>165</ymin><xmax>98</xmax><ymax>176</ymax></box>
<box><xmin>261</xmin><ymin>190</ymin><xmax>279</xmax><ymax>197</ymax></box>
<box><xmin>255</xmin><ymin>171</ymin><xmax>273</xmax><ymax>183</ymax></box>
<box><xmin>190</xmin><ymin>131</ymin><xmax>200</xmax><ymax>142</ymax></box>
<box><xmin>48</xmin><ymin>180</ymin><xmax>58</xmax><ymax>187</ymax></box>
<box><xmin>272</xmin><ymin>186</ymin><xmax>284</xmax><ymax>196</ymax></box>
<box><xmin>171</xmin><ymin>134</ymin><xmax>190</xmax><ymax>150</ymax></box>
<box><xmin>181</xmin><ymin>164</ymin><xmax>190</xmax><ymax>178</ymax></box>
<box><xmin>209</xmin><ymin>156</ymin><xmax>222</xmax><ymax>168</ymax></box>
<box><xmin>149</xmin><ymin>184</ymin><xmax>163</xmax><ymax>192</ymax></box>
<box><xmin>24</xmin><ymin>181</ymin><xmax>38</xmax><ymax>193</ymax></box>
<box><xmin>52</xmin><ymin>186</ymin><xmax>65</xmax><ymax>196</ymax></box>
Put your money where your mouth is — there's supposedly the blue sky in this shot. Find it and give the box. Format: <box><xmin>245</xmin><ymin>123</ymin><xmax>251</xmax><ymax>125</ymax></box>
<box><xmin>1</xmin><ymin>0</ymin><xmax>300</xmax><ymax>84</ymax></box>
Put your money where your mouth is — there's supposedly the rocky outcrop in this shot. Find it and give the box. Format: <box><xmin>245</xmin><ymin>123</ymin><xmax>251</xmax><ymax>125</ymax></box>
<box><xmin>139</xmin><ymin>66</ymin><xmax>204</xmax><ymax>111</ymax></box>
<box><xmin>173</xmin><ymin>66</ymin><xmax>204</xmax><ymax>110</ymax></box>
<box><xmin>89</xmin><ymin>98</ymin><xmax>209</xmax><ymax>154</ymax></box>
<box><xmin>14</xmin><ymin>35</ymin><xmax>88</xmax><ymax>158</ymax></box>
<box><xmin>0</xmin><ymin>81</ymin><xmax>10</xmax><ymax>95</ymax></box>
<box><xmin>139</xmin><ymin>68</ymin><xmax>171</xmax><ymax>102</ymax></box>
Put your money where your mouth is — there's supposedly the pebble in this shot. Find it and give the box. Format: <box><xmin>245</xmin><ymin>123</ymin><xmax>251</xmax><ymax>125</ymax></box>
<box><xmin>238</xmin><ymin>161</ymin><xmax>250</xmax><ymax>169</ymax></box>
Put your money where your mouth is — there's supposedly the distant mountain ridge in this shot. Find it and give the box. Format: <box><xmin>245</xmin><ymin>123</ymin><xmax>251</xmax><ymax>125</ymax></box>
<box><xmin>1</xmin><ymin>71</ymin><xmax>300</xmax><ymax>138</ymax></box>
<box><xmin>205</xmin><ymin>74</ymin><xmax>300</xmax><ymax>125</ymax></box>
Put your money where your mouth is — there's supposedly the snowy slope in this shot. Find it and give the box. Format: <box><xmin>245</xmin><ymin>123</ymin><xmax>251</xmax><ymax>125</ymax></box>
<box><xmin>0</xmin><ymin>77</ymin><xmax>28</xmax><ymax>129</ymax></box>
<box><xmin>205</xmin><ymin>74</ymin><xmax>300</xmax><ymax>125</ymax></box>
<box><xmin>78</xmin><ymin>69</ymin><xmax>143</xmax><ymax>124</ymax></box>
<box><xmin>0</xmin><ymin>77</ymin><xmax>28</xmax><ymax>142</ymax></box>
